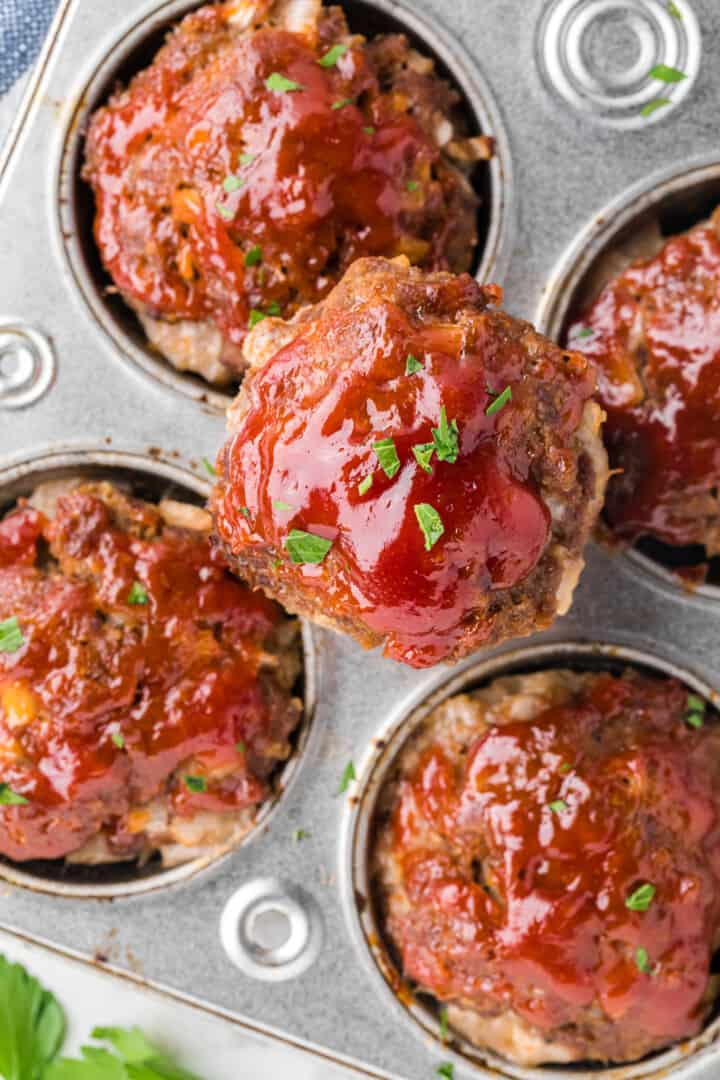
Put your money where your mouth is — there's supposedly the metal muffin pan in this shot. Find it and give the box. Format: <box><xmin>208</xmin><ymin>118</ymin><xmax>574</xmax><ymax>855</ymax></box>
<box><xmin>1</xmin><ymin>0</ymin><xmax>720</xmax><ymax>1077</ymax></box>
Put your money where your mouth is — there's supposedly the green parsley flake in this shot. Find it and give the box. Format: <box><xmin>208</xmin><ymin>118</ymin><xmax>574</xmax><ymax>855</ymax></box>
<box><xmin>413</xmin><ymin>443</ymin><xmax>435</xmax><ymax>474</ymax></box>
<box><xmin>577</xmin><ymin>327</ymin><xmax>594</xmax><ymax>339</ymax></box>
<box><xmin>184</xmin><ymin>775</ymin><xmax>207</xmax><ymax>793</ymax></box>
<box><xmin>641</xmin><ymin>97</ymin><xmax>671</xmax><ymax>117</ymax></box>
<box><xmin>406</xmin><ymin>353</ymin><xmax>424</xmax><ymax>374</ymax></box>
<box><xmin>667</xmin><ymin>0</ymin><xmax>682</xmax><ymax>16</ymax></box>
<box><xmin>293</xmin><ymin>828</ymin><xmax>310</xmax><ymax>842</ymax></box>
<box><xmin>649</xmin><ymin>64</ymin><xmax>686</xmax><ymax>83</ymax></box>
<box><xmin>248</xmin><ymin>309</ymin><xmax>266</xmax><ymax>329</ymax></box>
<box><xmin>363</xmin><ymin>126</ymin><xmax>376</xmax><ymax>135</ymax></box>
<box><xmin>127</xmin><ymin>582</ymin><xmax>148</xmax><ymax>606</ymax></box>
<box><xmin>317</xmin><ymin>43</ymin><xmax>349</xmax><ymax>67</ymax></box>
<box><xmin>549</xmin><ymin>799</ymin><xmax>568</xmax><ymax>814</ymax></box>
<box><xmin>0</xmin><ymin>616</ymin><xmax>24</xmax><ymax>653</ymax></box>
<box><xmin>111</xmin><ymin>732</ymin><xmax>125</xmax><ymax>750</ymax></box>
<box><xmin>559</xmin><ymin>762</ymin><xmax>572</xmax><ymax>773</ymax></box>
<box><xmin>202</xmin><ymin>456</ymin><xmax>217</xmax><ymax>478</ymax></box>
<box><xmin>332</xmin><ymin>98</ymin><xmax>355</xmax><ymax>110</ymax></box>
<box><xmin>267</xmin><ymin>301</ymin><xmax>282</xmax><ymax>316</ymax></box>
<box><xmin>373</xmin><ymin>437</ymin><xmax>401</xmax><ymax>479</ymax></box>
<box><xmin>686</xmin><ymin>711</ymin><xmax>704</xmax><ymax>729</ymax></box>
<box><xmin>687</xmin><ymin>693</ymin><xmax>706</xmax><ymax>713</ymax></box>
<box><xmin>0</xmin><ymin>783</ymin><xmax>28</xmax><ymax>806</ymax></box>
<box><xmin>635</xmin><ymin>946</ymin><xmax>651</xmax><ymax>973</ymax></box>
<box><xmin>439</xmin><ymin>1007</ymin><xmax>449</xmax><ymax>1043</ymax></box>
<box><xmin>437</xmin><ymin>1065</ymin><xmax>454</xmax><ymax>1080</ymax></box>
<box><xmin>432</xmin><ymin>407</ymin><xmax>459</xmax><ymax>463</ymax></box>
<box><xmin>406</xmin><ymin>180</ymin><xmax>420</xmax><ymax>192</ymax></box>
<box><xmin>245</xmin><ymin>245</ymin><xmax>262</xmax><ymax>267</ymax></box>
<box><xmin>338</xmin><ymin>760</ymin><xmax>357</xmax><ymax>794</ymax></box>
<box><xmin>266</xmin><ymin>72</ymin><xmax>303</xmax><ymax>93</ymax></box>
<box><xmin>626</xmin><ymin>882</ymin><xmax>656</xmax><ymax>912</ymax></box>
<box><xmin>358</xmin><ymin>474</ymin><xmax>374</xmax><ymax>496</ymax></box>
<box><xmin>285</xmin><ymin>529</ymin><xmax>333</xmax><ymax>565</ymax></box>
<box><xmin>222</xmin><ymin>174</ymin><xmax>244</xmax><ymax>193</ymax></box>
<box><xmin>273</xmin><ymin>500</ymin><xmax>294</xmax><ymax>512</ymax></box>
<box><xmin>236</xmin><ymin>741</ymin><xmax>246</xmax><ymax>754</ymax></box>
<box><xmin>240</xmin><ymin>506</ymin><xmax>251</xmax><ymax>519</ymax></box>
<box><xmin>414</xmin><ymin>503</ymin><xmax>444</xmax><ymax>551</ymax></box>
<box><xmin>215</xmin><ymin>201</ymin><xmax>234</xmax><ymax>221</ymax></box>
<box><xmin>239</xmin><ymin>152</ymin><xmax>256</xmax><ymax>166</ymax></box>
<box><xmin>486</xmin><ymin>385</ymin><xmax>512</xmax><ymax>416</ymax></box>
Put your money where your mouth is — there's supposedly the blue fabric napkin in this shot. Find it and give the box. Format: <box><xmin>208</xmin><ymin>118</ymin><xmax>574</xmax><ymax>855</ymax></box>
<box><xmin>0</xmin><ymin>0</ymin><xmax>60</xmax><ymax>95</ymax></box>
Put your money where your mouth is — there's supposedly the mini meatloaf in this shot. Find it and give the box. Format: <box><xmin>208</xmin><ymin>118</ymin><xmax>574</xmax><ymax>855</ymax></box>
<box><xmin>212</xmin><ymin>257</ymin><xmax>608</xmax><ymax>668</ymax></box>
<box><xmin>566</xmin><ymin>209</ymin><xmax>720</xmax><ymax>555</ymax></box>
<box><xmin>83</xmin><ymin>0</ymin><xmax>489</xmax><ymax>386</ymax></box>
<box><xmin>0</xmin><ymin>480</ymin><xmax>301</xmax><ymax>866</ymax></box>
<box><xmin>373</xmin><ymin>668</ymin><xmax>720</xmax><ymax>1065</ymax></box>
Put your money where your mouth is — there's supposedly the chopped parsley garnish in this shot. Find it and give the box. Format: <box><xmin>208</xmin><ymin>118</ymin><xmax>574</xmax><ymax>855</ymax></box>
<box><xmin>363</xmin><ymin>125</ymin><xmax>376</xmax><ymax>135</ymax></box>
<box><xmin>236</xmin><ymin>741</ymin><xmax>246</xmax><ymax>754</ymax></box>
<box><xmin>215</xmin><ymin>201</ymin><xmax>234</xmax><ymax>221</ymax></box>
<box><xmin>439</xmin><ymin>1007</ymin><xmax>449</xmax><ymax>1043</ymax></box>
<box><xmin>486</xmin><ymin>385</ymin><xmax>512</xmax><ymax>416</ymax></box>
<box><xmin>649</xmin><ymin>64</ymin><xmax>686</xmax><ymax>83</ymax></box>
<box><xmin>111</xmin><ymin>732</ymin><xmax>125</xmax><ymax>750</ymax></box>
<box><xmin>559</xmin><ymin>762</ymin><xmax>572</xmax><ymax>773</ymax></box>
<box><xmin>686</xmin><ymin>693</ymin><xmax>706</xmax><ymax>728</ymax></box>
<box><xmin>640</xmin><ymin>97</ymin><xmax>671</xmax><ymax>117</ymax></box>
<box><xmin>267</xmin><ymin>301</ymin><xmax>281</xmax><ymax>316</ymax></box>
<box><xmin>331</xmin><ymin>97</ymin><xmax>355</xmax><ymax>110</ymax></box>
<box><xmin>413</xmin><ymin>443</ymin><xmax>435</xmax><ymax>474</ymax></box>
<box><xmin>576</xmin><ymin>327</ymin><xmax>594</xmax><ymax>338</ymax></box>
<box><xmin>127</xmin><ymin>582</ymin><xmax>148</xmax><ymax>606</ymax></box>
<box><xmin>293</xmin><ymin>828</ymin><xmax>310</xmax><ymax>842</ymax></box>
<box><xmin>436</xmin><ymin>1065</ymin><xmax>454</xmax><ymax>1080</ymax></box>
<box><xmin>0</xmin><ymin>783</ymin><xmax>28</xmax><ymax>806</ymax></box>
<box><xmin>406</xmin><ymin>353</ymin><xmax>423</xmax><ymax>375</ymax></box>
<box><xmin>635</xmin><ymin>946</ymin><xmax>650</xmax><ymax>973</ymax></box>
<box><xmin>373</xmin><ymin>437</ymin><xmax>401</xmax><ymax>479</ymax></box>
<box><xmin>317</xmin><ymin>43</ymin><xmax>349</xmax><ymax>67</ymax></box>
<box><xmin>548</xmin><ymin>799</ymin><xmax>568</xmax><ymax>814</ymax></box>
<box><xmin>239</xmin><ymin>152</ymin><xmax>256</xmax><ymax>166</ymax></box>
<box><xmin>432</xmin><ymin>407</ymin><xmax>459</xmax><ymax>463</ymax></box>
<box><xmin>239</xmin><ymin>506</ymin><xmax>251</xmax><ymax>519</ymax></box>
<box><xmin>0</xmin><ymin>616</ymin><xmax>24</xmax><ymax>653</ymax></box>
<box><xmin>338</xmin><ymin>760</ymin><xmax>357</xmax><ymax>794</ymax></box>
<box><xmin>358</xmin><ymin>474</ymin><xmax>374</xmax><ymax>496</ymax></box>
<box><xmin>406</xmin><ymin>180</ymin><xmax>420</xmax><ymax>192</ymax></box>
<box><xmin>245</xmin><ymin>245</ymin><xmax>262</xmax><ymax>267</ymax></box>
<box><xmin>222</xmin><ymin>174</ymin><xmax>244</xmax><ymax>193</ymax></box>
<box><xmin>273</xmin><ymin>500</ymin><xmax>294</xmax><ymax>512</ymax></box>
<box><xmin>184</xmin><ymin>775</ymin><xmax>207</xmax><ymax>793</ymax></box>
<box><xmin>625</xmin><ymin>882</ymin><xmax>656</xmax><ymax>912</ymax></box>
<box><xmin>265</xmin><ymin>72</ymin><xmax>303</xmax><ymax>93</ymax></box>
<box><xmin>285</xmin><ymin>529</ymin><xmax>333</xmax><ymax>565</ymax></box>
<box><xmin>414</xmin><ymin>503</ymin><xmax>444</xmax><ymax>551</ymax></box>
<box><xmin>248</xmin><ymin>309</ymin><xmax>267</xmax><ymax>329</ymax></box>
<box><xmin>202</xmin><ymin>456</ymin><xmax>217</xmax><ymax>478</ymax></box>
<box><xmin>667</xmin><ymin>0</ymin><xmax>682</xmax><ymax>16</ymax></box>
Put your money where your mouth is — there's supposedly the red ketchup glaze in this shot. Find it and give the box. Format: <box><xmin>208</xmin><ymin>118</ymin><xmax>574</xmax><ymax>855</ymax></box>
<box><xmin>566</xmin><ymin>219</ymin><xmax>720</xmax><ymax>547</ymax></box>
<box><xmin>215</xmin><ymin>279</ymin><xmax>595</xmax><ymax>667</ymax></box>
<box><xmin>0</xmin><ymin>491</ymin><xmax>288</xmax><ymax>861</ymax></box>
<box><xmin>86</xmin><ymin>8</ymin><xmax>459</xmax><ymax>347</ymax></box>
<box><xmin>390</xmin><ymin>674</ymin><xmax>720</xmax><ymax>1047</ymax></box>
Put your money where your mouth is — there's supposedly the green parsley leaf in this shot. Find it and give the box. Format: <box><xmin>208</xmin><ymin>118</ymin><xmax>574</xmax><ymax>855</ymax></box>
<box><xmin>285</xmin><ymin>529</ymin><xmax>333</xmax><ymax>565</ymax></box>
<box><xmin>266</xmin><ymin>72</ymin><xmax>303</xmax><ymax>93</ymax></box>
<box><xmin>222</xmin><ymin>175</ymin><xmax>244</xmax><ymax>193</ymax></box>
<box><xmin>48</xmin><ymin>1025</ymin><xmax>199</xmax><ymax>1080</ymax></box>
<box><xmin>266</xmin><ymin>301</ymin><xmax>282</xmax><ymax>316</ymax></box>
<box><xmin>317</xmin><ymin>43</ymin><xmax>349</xmax><ymax>67</ymax></box>
<box><xmin>127</xmin><ymin>582</ymin><xmax>148</xmax><ymax>606</ymax></box>
<box><xmin>667</xmin><ymin>0</ymin><xmax>682</xmax><ymax>16</ymax></box>
<box><xmin>331</xmin><ymin>98</ymin><xmax>354</xmax><ymax>110</ymax></box>
<box><xmin>406</xmin><ymin>180</ymin><xmax>420</xmax><ymax>192</ymax></box>
<box><xmin>373</xmin><ymin>437</ymin><xmax>401</xmax><ymax>479</ymax></box>
<box><xmin>559</xmin><ymin>762</ymin><xmax>572</xmax><ymax>773</ymax></box>
<box><xmin>273</xmin><ymin>500</ymin><xmax>294</xmax><ymax>512</ymax></box>
<box><xmin>548</xmin><ymin>799</ymin><xmax>568</xmax><ymax>814</ymax></box>
<box><xmin>626</xmin><ymin>882</ymin><xmax>656</xmax><ymax>912</ymax></box>
<box><xmin>0</xmin><ymin>783</ymin><xmax>28</xmax><ymax>806</ymax></box>
<box><xmin>686</xmin><ymin>711</ymin><xmax>704</xmax><ymax>729</ymax></box>
<box><xmin>358</xmin><ymin>474</ymin><xmax>374</xmax><ymax>496</ymax></box>
<box><xmin>239</xmin><ymin>506</ymin><xmax>251</xmax><ymax>519</ymax></box>
<box><xmin>184</xmin><ymin>775</ymin><xmax>207</xmax><ymax>793</ymax></box>
<box><xmin>0</xmin><ymin>616</ymin><xmax>24</xmax><ymax>653</ymax></box>
<box><xmin>414</xmin><ymin>503</ymin><xmax>444</xmax><ymax>551</ymax></box>
<box><xmin>244</xmin><ymin>245</ymin><xmax>262</xmax><ymax>267</ymax></box>
<box><xmin>649</xmin><ymin>64</ymin><xmax>686</xmax><ymax>83</ymax></box>
<box><xmin>293</xmin><ymin>828</ymin><xmax>310</xmax><ymax>842</ymax></box>
<box><xmin>413</xmin><ymin>443</ymin><xmax>435</xmax><ymax>474</ymax></box>
<box><xmin>202</xmin><ymin>456</ymin><xmax>217</xmax><ymax>478</ymax></box>
<box><xmin>236</xmin><ymin>741</ymin><xmax>246</xmax><ymax>754</ymax></box>
<box><xmin>439</xmin><ymin>1007</ymin><xmax>449</xmax><ymax>1043</ymax></box>
<box><xmin>635</xmin><ymin>947</ymin><xmax>650</xmax><ymax>973</ymax></box>
<box><xmin>436</xmin><ymin>1065</ymin><xmax>454</xmax><ymax>1080</ymax></box>
<box><xmin>432</xmin><ymin>407</ymin><xmax>459</xmax><ymax>463</ymax></box>
<box><xmin>111</xmin><ymin>732</ymin><xmax>125</xmax><ymax>750</ymax></box>
<box><xmin>215</xmin><ymin>201</ymin><xmax>234</xmax><ymax>221</ymax></box>
<box><xmin>576</xmin><ymin>327</ymin><xmax>594</xmax><ymax>338</ymax></box>
<box><xmin>248</xmin><ymin>309</ymin><xmax>266</xmax><ymax>329</ymax></box>
<box><xmin>640</xmin><ymin>97</ymin><xmax>671</xmax><ymax>117</ymax></box>
<box><xmin>363</xmin><ymin>126</ymin><xmax>375</xmax><ymax>135</ymax></box>
<box><xmin>239</xmin><ymin>152</ymin><xmax>256</xmax><ymax>166</ymax></box>
<box><xmin>0</xmin><ymin>952</ymin><xmax>65</xmax><ymax>1080</ymax></box>
<box><xmin>406</xmin><ymin>353</ymin><xmax>423</xmax><ymax>375</ymax></box>
<box><xmin>486</xmin><ymin>385</ymin><xmax>512</xmax><ymax>416</ymax></box>
<box><xmin>687</xmin><ymin>693</ymin><xmax>706</xmax><ymax>713</ymax></box>
<box><xmin>338</xmin><ymin>760</ymin><xmax>357</xmax><ymax>794</ymax></box>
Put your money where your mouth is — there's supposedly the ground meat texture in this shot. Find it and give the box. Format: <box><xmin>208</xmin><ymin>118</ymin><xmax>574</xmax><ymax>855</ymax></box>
<box><xmin>212</xmin><ymin>257</ymin><xmax>607</xmax><ymax>668</ymax></box>
<box><xmin>372</xmin><ymin>669</ymin><xmax>720</xmax><ymax>1066</ymax></box>
<box><xmin>0</xmin><ymin>481</ymin><xmax>301</xmax><ymax>864</ymax></box>
<box><xmin>83</xmin><ymin>0</ymin><xmax>485</xmax><ymax>385</ymax></box>
<box><xmin>566</xmin><ymin>209</ymin><xmax>720</xmax><ymax>555</ymax></box>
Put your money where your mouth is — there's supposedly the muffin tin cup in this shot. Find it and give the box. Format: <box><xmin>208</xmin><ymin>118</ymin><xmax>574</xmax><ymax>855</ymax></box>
<box><xmin>2</xmin><ymin>0</ymin><xmax>720</xmax><ymax>1076</ymax></box>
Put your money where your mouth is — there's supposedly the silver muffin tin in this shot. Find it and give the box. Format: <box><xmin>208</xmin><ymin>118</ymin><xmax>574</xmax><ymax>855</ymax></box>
<box><xmin>1</xmin><ymin>0</ymin><xmax>720</xmax><ymax>1077</ymax></box>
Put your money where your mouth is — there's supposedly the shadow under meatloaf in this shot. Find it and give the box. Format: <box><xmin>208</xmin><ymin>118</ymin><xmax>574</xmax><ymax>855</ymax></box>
<box><xmin>213</xmin><ymin>256</ymin><xmax>608</xmax><ymax>668</ymax></box>
<box><xmin>566</xmin><ymin>208</ymin><xmax>720</xmax><ymax>556</ymax></box>
<box><xmin>0</xmin><ymin>479</ymin><xmax>301</xmax><ymax>868</ymax></box>
<box><xmin>372</xmin><ymin>669</ymin><xmax>720</xmax><ymax>1066</ymax></box>
<box><xmin>83</xmin><ymin>0</ymin><xmax>488</xmax><ymax>386</ymax></box>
